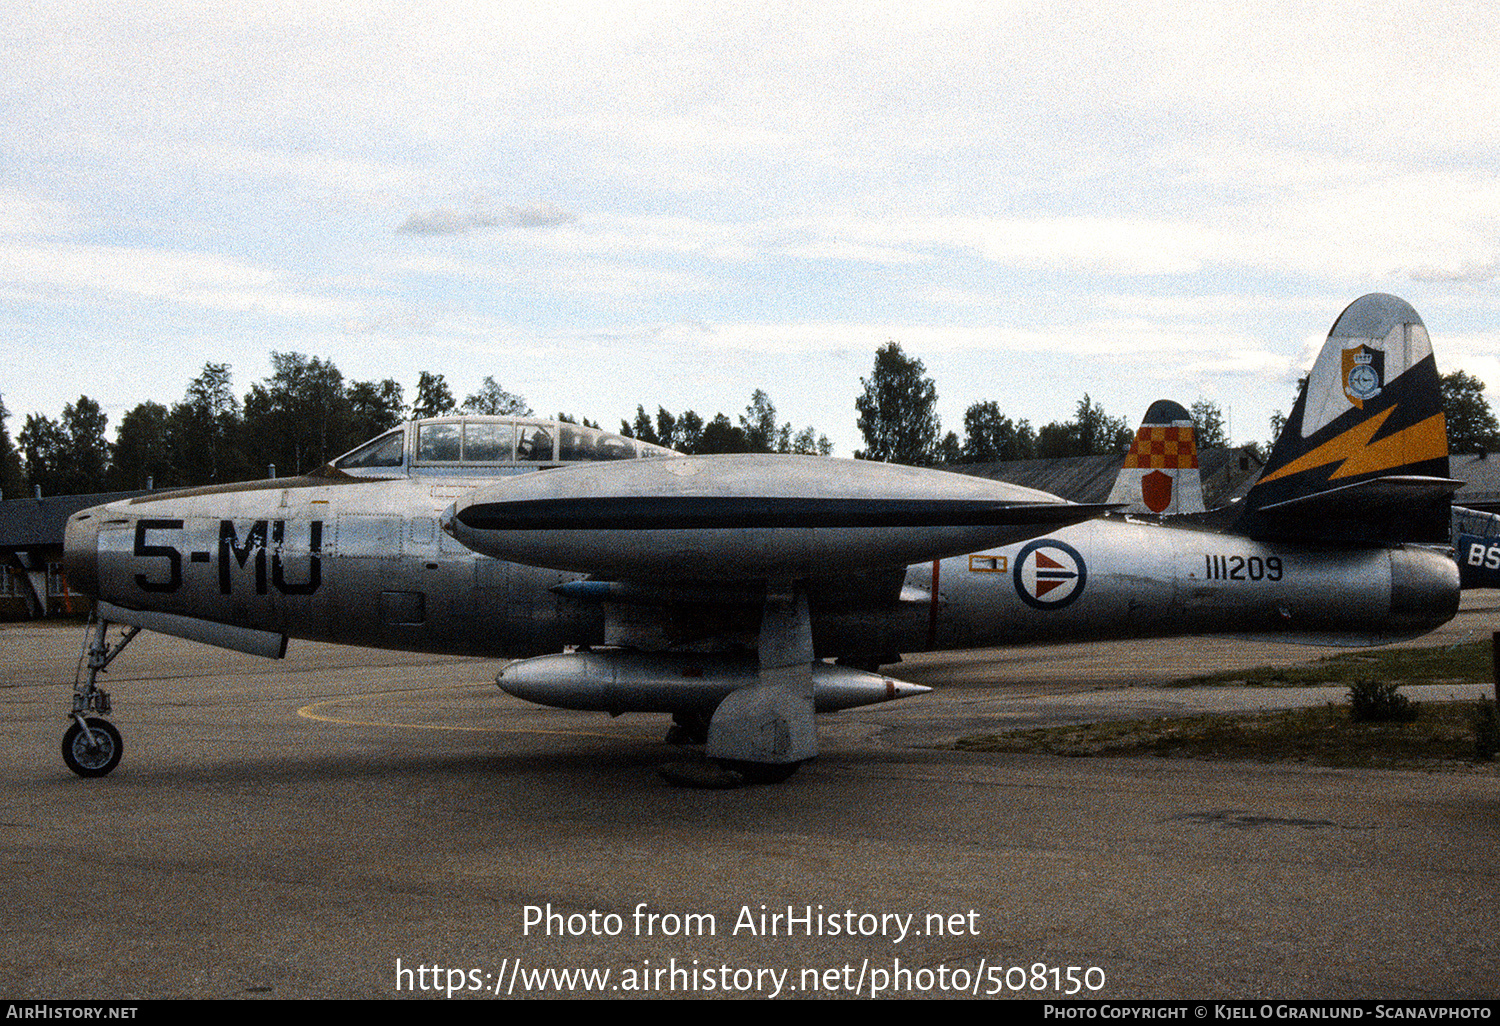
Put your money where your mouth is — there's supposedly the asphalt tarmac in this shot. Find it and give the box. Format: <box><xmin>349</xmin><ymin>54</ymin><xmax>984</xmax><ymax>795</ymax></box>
<box><xmin>2</xmin><ymin>595</ymin><xmax>1497</xmax><ymax>1000</ymax></box>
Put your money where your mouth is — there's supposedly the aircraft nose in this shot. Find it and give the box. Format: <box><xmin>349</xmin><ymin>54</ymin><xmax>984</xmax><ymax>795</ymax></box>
<box><xmin>62</xmin><ymin>507</ymin><xmax>104</xmax><ymax>597</ymax></box>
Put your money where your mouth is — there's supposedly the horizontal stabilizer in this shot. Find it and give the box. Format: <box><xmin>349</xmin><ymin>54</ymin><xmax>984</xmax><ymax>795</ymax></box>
<box><xmin>1248</xmin><ymin>475</ymin><xmax>1462</xmax><ymax>544</ymax></box>
<box><xmin>1252</xmin><ymin>475</ymin><xmax>1463</xmax><ymax>517</ymax></box>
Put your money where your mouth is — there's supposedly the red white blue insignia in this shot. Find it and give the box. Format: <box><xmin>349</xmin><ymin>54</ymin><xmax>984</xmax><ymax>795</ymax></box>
<box><xmin>1013</xmin><ymin>539</ymin><xmax>1087</xmax><ymax>610</ymax></box>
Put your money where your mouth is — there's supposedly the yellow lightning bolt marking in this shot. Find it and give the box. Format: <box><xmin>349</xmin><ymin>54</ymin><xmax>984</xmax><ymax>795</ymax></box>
<box><xmin>1259</xmin><ymin>409</ymin><xmax>1447</xmax><ymax>485</ymax></box>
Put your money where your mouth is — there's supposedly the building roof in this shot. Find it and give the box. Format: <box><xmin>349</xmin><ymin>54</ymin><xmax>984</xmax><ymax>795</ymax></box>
<box><xmin>947</xmin><ymin>446</ymin><xmax>1264</xmax><ymax>507</ymax></box>
<box><xmin>1451</xmin><ymin>452</ymin><xmax>1500</xmax><ymax>512</ymax></box>
<box><xmin>0</xmin><ymin>491</ymin><xmax>147</xmax><ymax>554</ymax></box>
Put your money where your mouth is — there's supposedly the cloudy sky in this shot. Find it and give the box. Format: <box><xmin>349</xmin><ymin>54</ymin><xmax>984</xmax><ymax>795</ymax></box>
<box><xmin>4</xmin><ymin>0</ymin><xmax>1499</xmax><ymax>459</ymax></box>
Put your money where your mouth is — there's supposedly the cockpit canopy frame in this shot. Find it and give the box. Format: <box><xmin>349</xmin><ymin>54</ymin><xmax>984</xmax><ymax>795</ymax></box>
<box><xmin>332</xmin><ymin>416</ymin><xmax>675</xmax><ymax>478</ymax></box>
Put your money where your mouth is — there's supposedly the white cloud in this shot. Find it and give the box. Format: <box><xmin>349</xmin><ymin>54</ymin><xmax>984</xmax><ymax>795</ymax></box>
<box><xmin>0</xmin><ymin>242</ymin><xmax>364</xmax><ymax>319</ymax></box>
<box><xmin>7</xmin><ymin>1</ymin><xmax>1500</xmax><ymax>447</ymax></box>
<box><xmin>396</xmin><ymin>201</ymin><xmax>578</xmax><ymax>235</ymax></box>
<box><xmin>397</xmin><ymin>207</ymin><xmax>499</xmax><ymax>236</ymax></box>
<box><xmin>0</xmin><ymin>190</ymin><xmax>73</xmax><ymax>239</ymax></box>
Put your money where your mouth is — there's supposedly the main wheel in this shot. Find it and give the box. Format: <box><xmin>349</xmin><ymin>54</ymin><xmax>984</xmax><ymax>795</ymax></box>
<box><xmin>717</xmin><ymin>759</ymin><xmax>802</xmax><ymax>784</ymax></box>
<box><xmin>62</xmin><ymin>717</ymin><xmax>122</xmax><ymax>778</ymax></box>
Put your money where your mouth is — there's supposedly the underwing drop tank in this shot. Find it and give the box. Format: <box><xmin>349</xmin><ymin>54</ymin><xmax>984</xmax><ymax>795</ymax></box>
<box><xmin>497</xmin><ymin>649</ymin><xmax>929</xmax><ymax>715</ymax></box>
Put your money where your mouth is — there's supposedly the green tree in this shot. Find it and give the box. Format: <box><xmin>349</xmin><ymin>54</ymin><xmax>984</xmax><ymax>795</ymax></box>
<box><xmin>621</xmin><ymin>395</ymin><xmax>826</xmax><ymax>455</ymax></box>
<box><xmin>108</xmin><ymin>401</ymin><xmax>172</xmax><ymax>491</ymax></box>
<box><xmin>854</xmin><ymin>342</ymin><xmax>940</xmax><ymax>464</ymax></box>
<box><xmin>1034</xmin><ymin>395</ymin><xmax>1130</xmax><ymax>459</ymax></box>
<box><xmin>1035</xmin><ymin>420</ymin><xmax>1076</xmax><ymax>459</ymax></box>
<box><xmin>347</xmin><ymin>379</ymin><xmax>406</xmax><ymax>443</ymax></box>
<box><xmin>18</xmin><ymin>398</ymin><xmax>110</xmax><ymax>495</ymax></box>
<box><xmin>789</xmin><ymin>424</ymin><xmax>833</xmax><ymax>456</ymax></box>
<box><xmin>698</xmin><ymin>413</ymin><xmax>752</xmax><ymax>453</ymax></box>
<box><xmin>625</xmin><ymin>405</ymin><xmax>660</xmax><ymax>445</ymax></box>
<box><xmin>1189</xmin><ymin>399</ymin><xmax>1228</xmax><ymax>449</ymax></box>
<box><xmin>1441</xmin><ymin>370</ymin><xmax>1500</xmax><ymax>454</ymax></box>
<box><xmin>0</xmin><ymin>394</ymin><xmax>24</xmax><ymax>499</ymax></box>
<box><xmin>61</xmin><ymin>397</ymin><xmax>110</xmax><ymax>492</ymax></box>
<box><xmin>665</xmin><ymin>410</ymin><xmax>704</xmax><ymax>453</ymax></box>
<box><xmin>463</xmin><ymin>377</ymin><xmax>531</xmax><ymax>416</ymax></box>
<box><xmin>1073</xmin><ymin>394</ymin><xmax>1130</xmax><ymax>456</ymax></box>
<box><xmin>244</xmin><ymin>353</ymin><xmax>351</xmax><ymax>476</ymax></box>
<box><xmin>168</xmin><ymin>363</ymin><xmax>246</xmax><ymax>486</ymax></box>
<box><xmin>411</xmin><ymin>372</ymin><xmax>456</xmax><ymax>419</ymax></box>
<box><xmin>961</xmin><ymin>401</ymin><xmax>1037</xmax><ymax>462</ymax></box>
<box><xmin>740</xmin><ymin>389</ymin><xmax>781</xmax><ymax>453</ymax></box>
<box><xmin>18</xmin><ymin>413</ymin><xmax>66</xmax><ymax>496</ymax></box>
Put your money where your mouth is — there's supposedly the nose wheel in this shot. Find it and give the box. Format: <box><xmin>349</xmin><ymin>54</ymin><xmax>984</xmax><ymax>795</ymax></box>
<box><xmin>62</xmin><ymin>717</ymin><xmax>122</xmax><ymax>778</ymax></box>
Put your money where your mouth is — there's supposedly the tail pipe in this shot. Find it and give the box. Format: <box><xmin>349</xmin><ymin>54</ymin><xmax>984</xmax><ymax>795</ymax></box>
<box><xmin>1387</xmin><ymin>545</ymin><xmax>1460</xmax><ymax>637</ymax></box>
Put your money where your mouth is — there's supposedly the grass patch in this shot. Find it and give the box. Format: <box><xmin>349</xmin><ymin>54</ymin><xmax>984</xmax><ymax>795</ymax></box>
<box><xmin>954</xmin><ymin>701</ymin><xmax>1498</xmax><ymax>770</ymax></box>
<box><xmin>1175</xmin><ymin>640</ymin><xmax>1494</xmax><ymax>688</ymax></box>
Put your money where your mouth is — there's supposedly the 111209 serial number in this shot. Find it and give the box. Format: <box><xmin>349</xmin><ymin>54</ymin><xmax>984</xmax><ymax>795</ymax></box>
<box><xmin>1202</xmin><ymin>554</ymin><xmax>1284</xmax><ymax>582</ymax></box>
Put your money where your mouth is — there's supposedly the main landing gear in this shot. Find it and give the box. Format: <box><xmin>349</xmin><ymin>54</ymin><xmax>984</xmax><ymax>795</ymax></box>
<box><xmin>62</xmin><ymin>614</ymin><xmax>139</xmax><ymax>778</ymax></box>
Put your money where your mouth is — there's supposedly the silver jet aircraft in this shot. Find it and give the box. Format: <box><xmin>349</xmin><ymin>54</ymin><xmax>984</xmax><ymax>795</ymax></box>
<box><xmin>59</xmin><ymin>294</ymin><xmax>1459</xmax><ymax>783</ymax></box>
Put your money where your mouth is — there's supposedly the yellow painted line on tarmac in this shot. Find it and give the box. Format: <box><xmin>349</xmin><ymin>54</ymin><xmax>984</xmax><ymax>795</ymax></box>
<box><xmin>296</xmin><ymin>685</ymin><xmax>651</xmax><ymax>741</ymax></box>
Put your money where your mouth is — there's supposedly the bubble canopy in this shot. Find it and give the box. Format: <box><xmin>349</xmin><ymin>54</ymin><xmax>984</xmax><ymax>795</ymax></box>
<box><xmin>331</xmin><ymin>416</ymin><xmax>676</xmax><ymax>477</ymax></box>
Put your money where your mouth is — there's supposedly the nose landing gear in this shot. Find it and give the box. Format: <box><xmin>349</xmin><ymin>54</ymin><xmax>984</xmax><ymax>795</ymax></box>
<box><xmin>63</xmin><ymin>615</ymin><xmax>139</xmax><ymax>778</ymax></box>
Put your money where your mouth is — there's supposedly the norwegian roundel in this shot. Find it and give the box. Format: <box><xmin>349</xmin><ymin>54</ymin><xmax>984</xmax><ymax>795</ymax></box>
<box><xmin>1012</xmin><ymin>539</ymin><xmax>1087</xmax><ymax>610</ymax></box>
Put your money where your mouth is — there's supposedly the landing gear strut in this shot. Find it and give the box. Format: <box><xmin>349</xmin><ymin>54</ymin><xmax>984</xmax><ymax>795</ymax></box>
<box><xmin>664</xmin><ymin>711</ymin><xmax>711</xmax><ymax>746</ymax></box>
<box><xmin>63</xmin><ymin>614</ymin><xmax>139</xmax><ymax>778</ymax></box>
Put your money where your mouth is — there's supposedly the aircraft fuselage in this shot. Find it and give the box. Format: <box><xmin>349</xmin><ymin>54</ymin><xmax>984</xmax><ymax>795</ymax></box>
<box><xmin>64</xmin><ymin>474</ymin><xmax>1458</xmax><ymax>665</ymax></box>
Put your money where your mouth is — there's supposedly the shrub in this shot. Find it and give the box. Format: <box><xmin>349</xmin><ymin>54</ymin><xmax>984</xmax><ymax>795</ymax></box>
<box><xmin>1473</xmin><ymin>698</ymin><xmax>1499</xmax><ymax>761</ymax></box>
<box><xmin>1348</xmin><ymin>678</ymin><xmax>1419</xmax><ymax>723</ymax></box>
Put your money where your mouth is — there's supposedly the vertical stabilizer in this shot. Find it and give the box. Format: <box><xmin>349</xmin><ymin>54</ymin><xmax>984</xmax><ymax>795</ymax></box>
<box><xmin>1107</xmin><ymin>400</ymin><xmax>1206</xmax><ymax>514</ymax></box>
<box><xmin>1237</xmin><ymin>294</ymin><xmax>1455</xmax><ymax>543</ymax></box>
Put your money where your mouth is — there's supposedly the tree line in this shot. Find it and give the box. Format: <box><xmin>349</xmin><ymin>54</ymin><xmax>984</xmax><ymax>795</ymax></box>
<box><xmin>4</xmin><ymin>343</ymin><xmax>1499</xmax><ymax>499</ymax></box>
<box><xmin>855</xmin><ymin>342</ymin><xmax>1500</xmax><ymax>465</ymax></box>
<box><xmin>1</xmin><ymin>357</ymin><xmax>539</xmax><ymax>497</ymax></box>
<box><xmin>851</xmin><ymin>342</ymin><xmax>1230</xmax><ymax>466</ymax></box>
<box><xmin>619</xmin><ymin>390</ymin><xmax>833</xmax><ymax>456</ymax></box>
<box><xmin>0</xmin><ymin>356</ymin><xmax>835</xmax><ymax>497</ymax></box>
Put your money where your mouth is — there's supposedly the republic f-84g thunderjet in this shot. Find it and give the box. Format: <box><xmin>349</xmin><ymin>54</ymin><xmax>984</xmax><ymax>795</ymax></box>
<box><xmin>59</xmin><ymin>294</ymin><xmax>1459</xmax><ymax>783</ymax></box>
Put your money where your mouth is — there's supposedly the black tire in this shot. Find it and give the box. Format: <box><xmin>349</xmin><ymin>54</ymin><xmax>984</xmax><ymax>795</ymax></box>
<box><xmin>718</xmin><ymin>759</ymin><xmax>802</xmax><ymax>784</ymax></box>
<box><xmin>62</xmin><ymin>717</ymin><xmax>122</xmax><ymax>778</ymax></box>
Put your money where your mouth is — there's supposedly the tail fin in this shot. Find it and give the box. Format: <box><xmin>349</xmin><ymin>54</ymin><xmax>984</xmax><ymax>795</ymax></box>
<box><xmin>1236</xmin><ymin>294</ymin><xmax>1458</xmax><ymax>544</ymax></box>
<box><xmin>1106</xmin><ymin>400</ymin><xmax>1206</xmax><ymax>514</ymax></box>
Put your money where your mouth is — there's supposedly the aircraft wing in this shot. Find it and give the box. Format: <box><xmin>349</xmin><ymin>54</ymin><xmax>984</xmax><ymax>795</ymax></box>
<box><xmin>441</xmin><ymin>454</ymin><xmax>1113</xmax><ymax>580</ymax></box>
